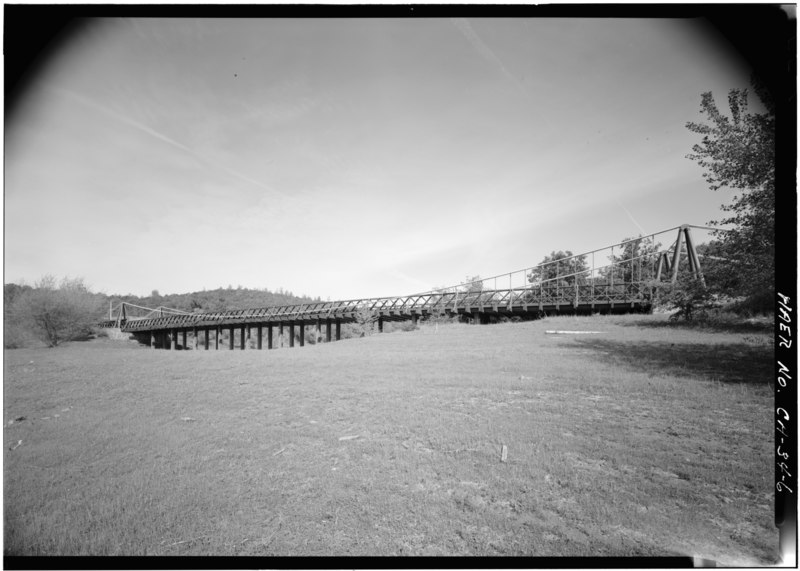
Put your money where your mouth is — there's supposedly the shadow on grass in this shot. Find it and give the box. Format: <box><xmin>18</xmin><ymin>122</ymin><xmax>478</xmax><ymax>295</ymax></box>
<box><xmin>618</xmin><ymin>316</ymin><xmax>773</xmax><ymax>334</ymax></box>
<box><xmin>572</xmin><ymin>338</ymin><xmax>773</xmax><ymax>386</ymax></box>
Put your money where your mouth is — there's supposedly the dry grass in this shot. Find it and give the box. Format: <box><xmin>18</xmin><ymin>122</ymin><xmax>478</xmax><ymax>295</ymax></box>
<box><xmin>4</xmin><ymin>314</ymin><xmax>777</xmax><ymax>563</ymax></box>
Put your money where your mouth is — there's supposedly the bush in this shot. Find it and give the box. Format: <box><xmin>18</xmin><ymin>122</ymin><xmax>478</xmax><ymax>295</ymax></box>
<box><xmin>652</xmin><ymin>272</ymin><xmax>715</xmax><ymax>322</ymax></box>
<box><xmin>392</xmin><ymin>321</ymin><xmax>419</xmax><ymax>333</ymax></box>
<box><xmin>354</xmin><ymin>306</ymin><xmax>377</xmax><ymax>337</ymax></box>
<box><xmin>6</xmin><ymin>276</ymin><xmax>104</xmax><ymax>347</ymax></box>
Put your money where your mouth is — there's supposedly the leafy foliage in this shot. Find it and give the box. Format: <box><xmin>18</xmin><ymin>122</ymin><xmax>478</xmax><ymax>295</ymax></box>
<box><xmin>460</xmin><ymin>275</ymin><xmax>483</xmax><ymax>293</ymax></box>
<box><xmin>685</xmin><ymin>78</ymin><xmax>775</xmax><ymax>306</ymax></box>
<box><xmin>7</xmin><ymin>276</ymin><xmax>104</xmax><ymax>347</ymax></box>
<box><xmin>654</xmin><ymin>270</ymin><xmax>715</xmax><ymax>322</ymax></box>
<box><xmin>600</xmin><ymin>237</ymin><xmax>662</xmax><ymax>284</ymax></box>
<box><xmin>353</xmin><ymin>305</ymin><xmax>377</xmax><ymax>337</ymax></box>
<box><xmin>527</xmin><ymin>251</ymin><xmax>589</xmax><ymax>286</ymax></box>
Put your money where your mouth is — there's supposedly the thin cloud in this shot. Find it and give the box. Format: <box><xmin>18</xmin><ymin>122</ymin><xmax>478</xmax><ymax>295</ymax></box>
<box><xmin>450</xmin><ymin>18</ymin><xmax>554</xmax><ymax>131</ymax></box>
<box><xmin>615</xmin><ymin>198</ymin><xmax>647</xmax><ymax>236</ymax></box>
<box><xmin>451</xmin><ymin>18</ymin><xmax>526</xmax><ymax>95</ymax></box>
<box><xmin>47</xmin><ymin>86</ymin><xmax>287</xmax><ymax>198</ymax></box>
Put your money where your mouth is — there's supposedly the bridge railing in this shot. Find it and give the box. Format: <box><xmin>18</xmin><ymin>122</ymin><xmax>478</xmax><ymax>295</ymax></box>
<box><xmin>113</xmin><ymin>281</ymin><xmax>658</xmax><ymax>332</ymax></box>
<box><xmin>105</xmin><ymin>224</ymin><xmax>723</xmax><ymax>332</ymax></box>
<box><xmin>421</xmin><ymin>224</ymin><xmax>721</xmax><ymax>298</ymax></box>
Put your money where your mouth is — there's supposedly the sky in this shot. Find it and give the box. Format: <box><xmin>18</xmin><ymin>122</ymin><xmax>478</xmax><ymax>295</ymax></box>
<box><xmin>5</xmin><ymin>16</ymin><xmax>756</xmax><ymax>301</ymax></box>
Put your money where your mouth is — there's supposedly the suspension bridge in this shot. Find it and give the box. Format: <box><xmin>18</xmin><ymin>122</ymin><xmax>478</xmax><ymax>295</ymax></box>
<box><xmin>99</xmin><ymin>224</ymin><xmax>714</xmax><ymax>350</ymax></box>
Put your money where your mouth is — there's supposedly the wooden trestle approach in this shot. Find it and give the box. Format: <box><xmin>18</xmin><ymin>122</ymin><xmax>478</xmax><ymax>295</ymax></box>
<box><xmin>98</xmin><ymin>224</ymin><xmax>711</xmax><ymax>351</ymax></box>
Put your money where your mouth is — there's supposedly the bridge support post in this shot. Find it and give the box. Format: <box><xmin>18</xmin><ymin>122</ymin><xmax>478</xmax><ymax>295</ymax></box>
<box><xmin>378</xmin><ymin>317</ymin><xmax>384</xmax><ymax>333</ymax></box>
<box><xmin>335</xmin><ymin>319</ymin><xmax>341</xmax><ymax>341</ymax></box>
<box><xmin>279</xmin><ymin>323</ymin><xmax>284</xmax><ymax>348</ymax></box>
<box><xmin>670</xmin><ymin>227</ymin><xmax>685</xmax><ymax>283</ymax></box>
<box><xmin>299</xmin><ymin>323</ymin><xmax>305</xmax><ymax>347</ymax></box>
<box><xmin>655</xmin><ymin>253</ymin><xmax>667</xmax><ymax>282</ymax></box>
<box><xmin>316</xmin><ymin>319</ymin><xmax>322</xmax><ymax>343</ymax></box>
<box><xmin>240</xmin><ymin>326</ymin><xmax>246</xmax><ymax>350</ymax></box>
<box><xmin>683</xmin><ymin>226</ymin><xmax>705</xmax><ymax>286</ymax></box>
<box><xmin>204</xmin><ymin>328</ymin><xmax>209</xmax><ymax>350</ymax></box>
<box><xmin>412</xmin><ymin>314</ymin><xmax>418</xmax><ymax>327</ymax></box>
<box><xmin>289</xmin><ymin>323</ymin><xmax>295</xmax><ymax>348</ymax></box>
<box><xmin>215</xmin><ymin>326</ymin><xmax>220</xmax><ymax>350</ymax></box>
<box><xmin>257</xmin><ymin>325</ymin><xmax>263</xmax><ymax>350</ymax></box>
<box><xmin>267</xmin><ymin>324</ymin><xmax>273</xmax><ymax>349</ymax></box>
<box><xmin>326</xmin><ymin>319</ymin><xmax>332</xmax><ymax>342</ymax></box>
<box><xmin>228</xmin><ymin>327</ymin><xmax>235</xmax><ymax>350</ymax></box>
<box><xmin>170</xmin><ymin>329</ymin><xmax>177</xmax><ymax>350</ymax></box>
<box><xmin>181</xmin><ymin>330</ymin><xmax>187</xmax><ymax>350</ymax></box>
<box><xmin>193</xmin><ymin>327</ymin><xmax>198</xmax><ymax>350</ymax></box>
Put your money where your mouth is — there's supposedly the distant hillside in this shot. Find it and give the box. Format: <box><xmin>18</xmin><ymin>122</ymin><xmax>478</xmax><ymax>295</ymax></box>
<box><xmin>107</xmin><ymin>286</ymin><xmax>323</xmax><ymax>315</ymax></box>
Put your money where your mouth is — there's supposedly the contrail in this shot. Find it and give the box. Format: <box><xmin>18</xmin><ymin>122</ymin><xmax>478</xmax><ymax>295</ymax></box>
<box><xmin>451</xmin><ymin>18</ymin><xmax>526</xmax><ymax>96</ymax></box>
<box><xmin>615</xmin><ymin>198</ymin><xmax>647</xmax><ymax>236</ymax></box>
<box><xmin>48</xmin><ymin>86</ymin><xmax>286</xmax><ymax>198</ymax></box>
<box><xmin>450</xmin><ymin>18</ymin><xmax>554</xmax><ymax>130</ymax></box>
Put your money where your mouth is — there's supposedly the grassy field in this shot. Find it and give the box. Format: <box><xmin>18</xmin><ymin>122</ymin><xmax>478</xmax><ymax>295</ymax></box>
<box><xmin>4</xmin><ymin>313</ymin><xmax>778</xmax><ymax>563</ymax></box>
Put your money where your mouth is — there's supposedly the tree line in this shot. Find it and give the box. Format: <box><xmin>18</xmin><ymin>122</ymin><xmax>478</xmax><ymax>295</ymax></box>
<box><xmin>4</xmin><ymin>280</ymin><xmax>321</xmax><ymax>348</ymax></box>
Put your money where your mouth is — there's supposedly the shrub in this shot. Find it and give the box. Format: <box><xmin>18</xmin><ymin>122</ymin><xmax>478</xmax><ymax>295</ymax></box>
<box><xmin>7</xmin><ymin>276</ymin><xmax>104</xmax><ymax>347</ymax></box>
<box><xmin>354</xmin><ymin>306</ymin><xmax>377</xmax><ymax>337</ymax></box>
<box><xmin>652</xmin><ymin>272</ymin><xmax>715</xmax><ymax>322</ymax></box>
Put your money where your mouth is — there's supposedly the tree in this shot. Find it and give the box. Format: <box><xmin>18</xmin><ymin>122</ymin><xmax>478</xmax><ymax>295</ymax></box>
<box><xmin>527</xmin><ymin>251</ymin><xmax>589</xmax><ymax>286</ymax></box>
<box><xmin>9</xmin><ymin>276</ymin><xmax>104</xmax><ymax>347</ymax></box>
<box><xmin>460</xmin><ymin>275</ymin><xmax>483</xmax><ymax>294</ymax></box>
<box><xmin>602</xmin><ymin>236</ymin><xmax>662</xmax><ymax>284</ymax></box>
<box><xmin>654</xmin><ymin>268</ymin><xmax>715</xmax><ymax>322</ymax></box>
<box><xmin>354</xmin><ymin>304</ymin><xmax>376</xmax><ymax>337</ymax></box>
<box><xmin>685</xmin><ymin>77</ymin><xmax>775</xmax><ymax>307</ymax></box>
<box><xmin>4</xmin><ymin>282</ymin><xmax>34</xmax><ymax>348</ymax></box>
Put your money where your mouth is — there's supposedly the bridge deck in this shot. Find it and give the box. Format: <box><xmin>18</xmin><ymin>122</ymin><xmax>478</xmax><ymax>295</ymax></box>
<box><xmin>104</xmin><ymin>282</ymin><xmax>652</xmax><ymax>333</ymax></box>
